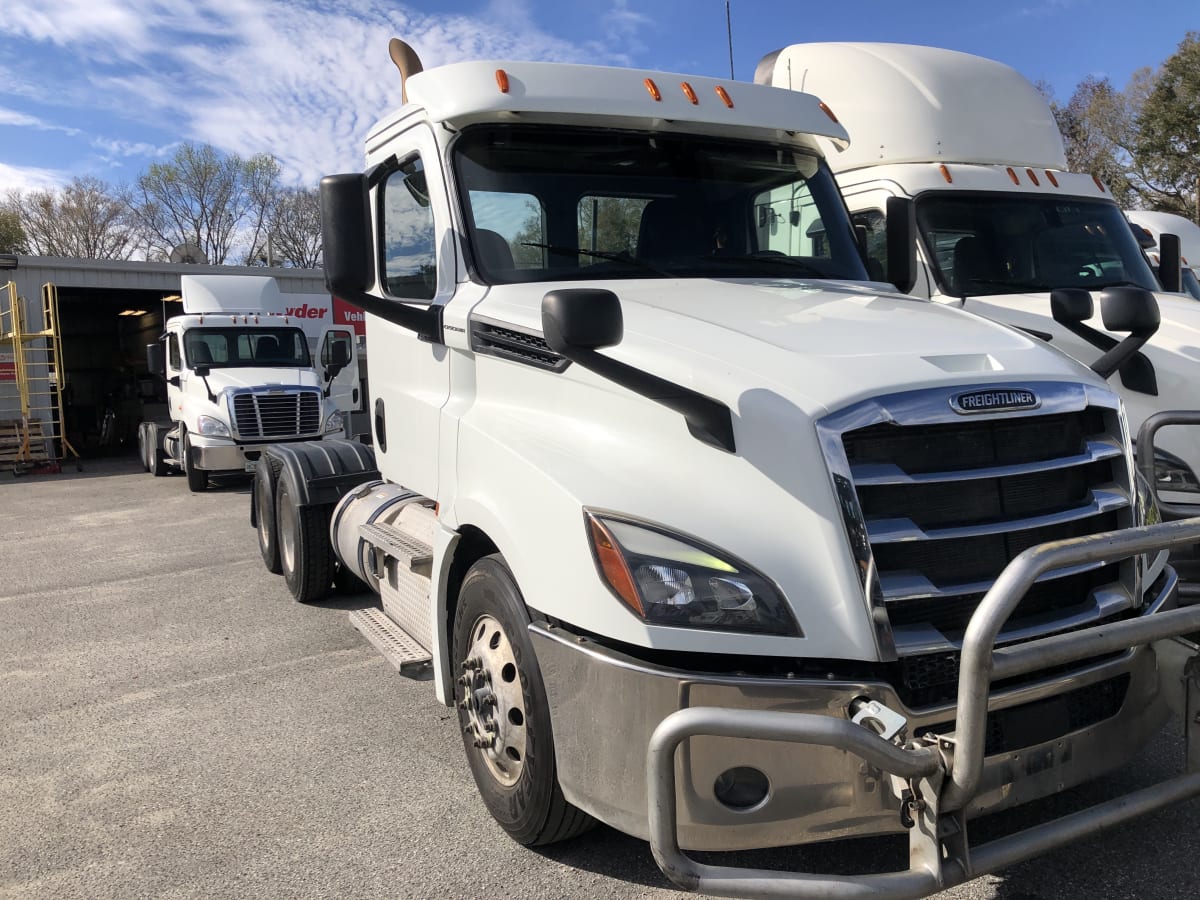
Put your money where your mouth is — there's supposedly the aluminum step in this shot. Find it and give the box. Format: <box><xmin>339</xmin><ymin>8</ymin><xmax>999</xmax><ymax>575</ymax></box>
<box><xmin>349</xmin><ymin>607</ymin><xmax>432</xmax><ymax>676</ymax></box>
<box><xmin>359</xmin><ymin>522</ymin><xmax>433</xmax><ymax>576</ymax></box>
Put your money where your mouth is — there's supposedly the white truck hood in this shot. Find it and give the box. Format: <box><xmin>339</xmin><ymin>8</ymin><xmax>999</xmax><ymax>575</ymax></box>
<box><xmin>482</xmin><ymin>278</ymin><xmax>1100</xmax><ymax>417</ymax></box>
<box><xmin>201</xmin><ymin>367</ymin><xmax>322</xmax><ymax>393</ymax></box>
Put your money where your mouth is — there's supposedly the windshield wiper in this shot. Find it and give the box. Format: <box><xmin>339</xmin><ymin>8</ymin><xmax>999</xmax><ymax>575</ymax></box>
<box><xmin>520</xmin><ymin>242</ymin><xmax>673</xmax><ymax>277</ymax></box>
<box><xmin>956</xmin><ymin>278</ymin><xmax>1048</xmax><ymax>295</ymax></box>
<box><xmin>705</xmin><ymin>253</ymin><xmax>827</xmax><ymax>277</ymax></box>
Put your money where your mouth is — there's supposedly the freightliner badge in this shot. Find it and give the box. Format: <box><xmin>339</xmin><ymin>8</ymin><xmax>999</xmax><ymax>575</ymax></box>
<box><xmin>950</xmin><ymin>388</ymin><xmax>1041</xmax><ymax>415</ymax></box>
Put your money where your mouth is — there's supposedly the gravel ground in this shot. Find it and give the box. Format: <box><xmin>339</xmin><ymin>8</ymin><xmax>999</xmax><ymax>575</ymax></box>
<box><xmin>1</xmin><ymin>456</ymin><xmax>1198</xmax><ymax>899</ymax></box>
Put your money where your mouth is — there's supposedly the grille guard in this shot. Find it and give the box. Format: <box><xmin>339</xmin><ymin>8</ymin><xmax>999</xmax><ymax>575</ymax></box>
<box><xmin>646</xmin><ymin>517</ymin><xmax>1200</xmax><ymax>899</ymax></box>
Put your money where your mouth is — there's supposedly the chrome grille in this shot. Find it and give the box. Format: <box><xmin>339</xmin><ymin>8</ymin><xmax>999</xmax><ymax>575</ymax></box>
<box><xmin>819</xmin><ymin>382</ymin><xmax>1134</xmax><ymax>656</ymax></box>
<box><xmin>232</xmin><ymin>391</ymin><xmax>321</xmax><ymax>439</ymax></box>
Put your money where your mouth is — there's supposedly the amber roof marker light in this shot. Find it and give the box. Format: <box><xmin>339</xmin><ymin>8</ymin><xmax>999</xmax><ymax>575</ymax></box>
<box><xmin>818</xmin><ymin>101</ymin><xmax>838</xmax><ymax>123</ymax></box>
<box><xmin>680</xmin><ymin>82</ymin><xmax>699</xmax><ymax>105</ymax></box>
<box><xmin>715</xmin><ymin>85</ymin><xmax>734</xmax><ymax>108</ymax></box>
<box><xmin>495</xmin><ymin>69</ymin><xmax>510</xmax><ymax>94</ymax></box>
<box><xmin>644</xmin><ymin>78</ymin><xmax>662</xmax><ymax>102</ymax></box>
<box><xmin>938</xmin><ymin>164</ymin><xmax>953</xmax><ymax>184</ymax></box>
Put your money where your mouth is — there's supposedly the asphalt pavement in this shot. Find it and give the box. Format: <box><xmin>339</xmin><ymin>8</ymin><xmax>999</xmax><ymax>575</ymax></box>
<box><xmin>1</xmin><ymin>456</ymin><xmax>1198</xmax><ymax>899</ymax></box>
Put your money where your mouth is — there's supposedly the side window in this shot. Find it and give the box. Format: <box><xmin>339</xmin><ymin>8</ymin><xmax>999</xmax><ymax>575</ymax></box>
<box><xmin>470</xmin><ymin>191</ymin><xmax>543</xmax><ymax>270</ymax></box>
<box><xmin>320</xmin><ymin>329</ymin><xmax>354</xmax><ymax>367</ymax></box>
<box><xmin>167</xmin><ymin>334</ymin><xmax>181</xmax><ymax>370</ymax></box>
<box><xmin>381</xmin><ymin>156</ymin><xmax>437</xmax><ymax>300</ymax></box>
<box><xmin>852</xmin><ymin>209</ymin><xmax>888</xmax><ymax>281</ymax></box>
<box><xmin>578</xmin><ymin>196</ymin><xmax>651</xmax><ymax>265</ymax></box>
<box><xmin>753</xmin><ymin>178</ymin><xmax>828</xmax><ymax>258</ymax></box>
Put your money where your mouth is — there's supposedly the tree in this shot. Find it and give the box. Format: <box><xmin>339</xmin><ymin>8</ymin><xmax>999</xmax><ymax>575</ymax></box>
<box><xmin>129</xmin><ymin>142</ymin><xmax>281</xmax><ymax>264</ymax></box>
<box><xmin>0</xmin><ymin>208</ymin><xmax>26</xmax><ymax>254</ymax></box>
<box><xmin>4</xmin><ymin>176</ymin><xmax>138</xmax><ymax>259</ymax></box>
<box><xmin>261</xmin><ymin>187</ymin><xmax>323</xmax><ymax>268</ymax></box>
<box><xmin>1134</xmin><ymin>32</ymin><xmax>1200</xmax><ymax>223</ymax></box>
<box><xmin>1042</xmin><ymin>77</ymin><xmax>1140</xmax><ymax>207</ymax></box>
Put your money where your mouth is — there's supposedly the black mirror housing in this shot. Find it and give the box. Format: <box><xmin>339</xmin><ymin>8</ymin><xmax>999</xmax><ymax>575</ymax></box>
<box><xmin>320</xmin><ymin>174</ymin><xmax>373</xmax><ymax>297</ymax></box>
<box><xmin>331</xmin><ymin>340</ymin><xmax>350</xmax><ymax>368</ymax></box>
<box><xmin>1158</xmin><ymin>233</ymin><xmax>1183</xmax><ymax>293</ymax></box>
<box><xmin>146</xmin><ymin>342</ymin><xmax>165</xmax><ymax>377</ymax></box>
<box><xmin>541</xmin><ymin>289</ymin><xmax>623</xmax><ymax>353</ymax></box>
<box><xmin>885</xmin><ymin>196</ymin><xmax>917</xmax><ymax>294</ymax></box>
<box><xmin>1100</xmin><ymin>286</ymin><xmax>1160</xmax><ymax>335</ymax></box>
<box><xmin>1050</xmin><ymin>288</ymin><xmax>1094</xmax><ymax>325</ymax></box>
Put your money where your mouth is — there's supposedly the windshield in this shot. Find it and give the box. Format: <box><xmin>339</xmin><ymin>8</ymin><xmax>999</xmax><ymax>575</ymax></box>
<box><xmin>452</xmin><ymin>125</ymin><xmax>868</xmax><ymax>284</ymax></box>
<box><xmin>915</xmin><ymin>192</ymin><xmax>1160</xmax><ymax>296</ymax></box>
<box><xmin>183</xmin><ymin>327</ymin><xmax>310</xmax><ymax>369</ymax></box>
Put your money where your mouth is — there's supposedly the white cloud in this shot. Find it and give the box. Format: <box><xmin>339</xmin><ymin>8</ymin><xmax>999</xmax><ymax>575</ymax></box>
<box><xmin>0</xmin><ymin>161</ymin><xmax>68</xmax><ymax>192</ymax></box>
<box><xmin>0</xmin><ymin>0</ymin><xmax>656</xmax><ymax>189</ymax></box>
<box><xmin>0</xmin><ymin>106</ymin><xmax>79</xmax><ymax>135</ymax></box>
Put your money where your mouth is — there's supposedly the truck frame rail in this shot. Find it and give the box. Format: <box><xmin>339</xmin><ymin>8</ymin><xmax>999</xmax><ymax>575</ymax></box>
<box><xmin>647</xmin><ymin>518</ymin><xmax>1200</xmax><ymax>899</ymax></box>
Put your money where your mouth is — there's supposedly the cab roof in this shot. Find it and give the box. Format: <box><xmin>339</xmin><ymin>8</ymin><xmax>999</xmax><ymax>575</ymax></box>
<box><xmin>367</xmin><ymin>59</ymin><xmax>850</xmax><ymax>151</ymax></box>
<box><xmin>755</xmin><ymin>42</ymin><xmax>1067</xmax><ymax>172</ymax></box>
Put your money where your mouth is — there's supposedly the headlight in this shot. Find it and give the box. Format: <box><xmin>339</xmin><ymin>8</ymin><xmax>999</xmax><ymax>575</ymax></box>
<box><xmin>1152</xmin><ymin>447</ymin><xmax>1200</xmax><ymax>494</ymax></box>
<box><xmin>584</xmin><ymin>511</ymin><xmax>801</xmax><ymax>636</ymax></box>
<box><xmin>195</xmin><ymin>415</ymin><xmax>230</xmax><ymax>437</ymax></box>
<box><xmin>324</xmin><ymin>410</ymin><xmax>344</xmax><ymax>433</ymax></box>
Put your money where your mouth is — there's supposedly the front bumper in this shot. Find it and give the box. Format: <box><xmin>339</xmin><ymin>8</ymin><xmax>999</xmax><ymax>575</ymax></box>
<box><xmin>544</xmin><ymin>518</ymin><xmax>1200</xmax><ymax>899</ymax></box>
<box><xmin>189</xmin><ymin>433</ymin><xmax>330</xmax><ymax>472</ymax></box>
<box><xmin>535</xmin><ymin>614</ymin><xmax>1168</xmax><ymax>852</ymax></box>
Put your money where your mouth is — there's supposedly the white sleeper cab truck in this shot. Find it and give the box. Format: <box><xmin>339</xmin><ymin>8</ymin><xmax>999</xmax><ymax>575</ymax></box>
<box><xmin>249</xmin><ymin>39</ymin><xmax>1200</xmax><ymax>898</ymax></box>
<box><xmin>139</xmin><ymin>274</ymin><xmax>357</xmax><ymax>492</ymax></box>
<box><xmin>1126</xmin><ymin>209</ymin><xmax>1200</xmax><ymax>300</ymax></box>
<box><xmin>754</xmin><ymin>43</ymin><xmax>1200</xmax><ymax>552</ymax></box>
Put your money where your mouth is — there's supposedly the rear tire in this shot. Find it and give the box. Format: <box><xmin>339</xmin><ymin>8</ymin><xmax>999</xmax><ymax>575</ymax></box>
<box><xmin>137</xmin><ymin>423</ymin><xmax>151</xmax><ymax>472</ymax></box>
<box><xmin>182</xmin><ymin>430</ymin><xmax>208</xmax><ymax>492</ymax></box>
<box><xmin>254</xmin><ymin>455</ymin><xmax>285</xmax><ymax>574</ymax></box>
<box><xmin>453</xmin><ymin>555</ymin><xmax>594</xmax><ymax>846</ymax></box>
<box><xmin>276</xmin><ymin>474</ymin><xmax>333</xmax><ymax>603</ymax></box>
<box><xmin>148</xmin><ymin>424</ymin><xmax>168</xmax><ymax>477</ymax></box>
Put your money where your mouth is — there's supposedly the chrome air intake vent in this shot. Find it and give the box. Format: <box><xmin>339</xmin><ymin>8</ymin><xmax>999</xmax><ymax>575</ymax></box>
<box><xmin>818</xmin><ymin>382</ymin><xmax>1135</xmax><ymax>657</ymax></box>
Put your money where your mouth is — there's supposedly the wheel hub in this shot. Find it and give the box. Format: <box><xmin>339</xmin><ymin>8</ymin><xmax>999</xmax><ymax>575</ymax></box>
<box><xmin>459</xmin><ymin>614</ymin><xmax>527</xmax><ymax>786</ymax></box>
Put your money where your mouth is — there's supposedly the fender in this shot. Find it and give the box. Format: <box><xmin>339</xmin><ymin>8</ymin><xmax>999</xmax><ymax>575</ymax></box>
<box><xmin>268</xmin><ymin>439</ymin><xmax>380</xmax><ymax>508</ymax></box>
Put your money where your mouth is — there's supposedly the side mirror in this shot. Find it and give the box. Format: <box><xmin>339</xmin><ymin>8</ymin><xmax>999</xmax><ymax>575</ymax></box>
<box><xmin>1091</xmin><ymin>286</ymin><xmax>1160</xmax><ymax>380</ymax></box>
<box><xmin>194</xmin><ymin>364</ymin><xmax>211</xmax><ymax>378</ymax></box>
<box><xmin>884</xmin><ymin>196</ymin><xmax>917</xmax><ymax>294</ymax></box>
<box><xmin>318</xmin><ymin>168</ymin><xmax>442</xmax><ymax>343</ymax></box>
<box><xmin>146</xmin><ymin>342</ymin><xmax>165</xmax><ymax>377</ymax></box>
<box><xmin>1050</xmin><ymin>287</ymin><xmax>1094</xmax><ymax>325</ymax></box>
<box><xmin>1100</xmin><ymin>285</ymin><xmax>1160</xmax><ymax>335</ymax></box>
<box><xmin>324</xmin><ymin>340</ymin><xmax>350</xmax><ymax>382</ymax></box>
<box><xmin>540</xmin><ymin>289</ymin><xmax>735</xmax><ymax>452</ymax></box>
<box><xmin>321</xmin><ymin>173</ymin><xmax>373</xmax><ymax>298</ymax></box>
<box><xmin>541</xmin><ymin>288</ymin><xmax>623</xmax><ymax>353</ymax></box>
<box><xmin>168</xmin><ymin>375</ymin><xmax>181</xmax><ymax>388</ymax></box>
<box><xmin>1049</xmin><ymin>287</ymin><xmax>1159</xmax><ymax>389</ymax></box>
<box><xmin>1158</xmin><ymin>233</ymin><xmax>1183</xmax><ymax>293</ymax></box>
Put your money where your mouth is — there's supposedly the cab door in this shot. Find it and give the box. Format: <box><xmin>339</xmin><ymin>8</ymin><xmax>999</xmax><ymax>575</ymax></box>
<box><xmin>164</xmin><ymin>330</ymin><xmax>185</xmax><ymax>422</ymax></box>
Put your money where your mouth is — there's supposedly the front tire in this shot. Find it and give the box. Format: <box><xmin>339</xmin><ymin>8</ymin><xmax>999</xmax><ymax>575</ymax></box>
<box><xmin>453</xmin><ymin>555</ymin><xmax>593</xmax><ymax>846</ymax></box>
<box><xmin>254</xmin><ymin>455</ymin><xmax>284</xmax><ymax>574</ymax></box>
<box><xmin>182</xmin><ymin>430</ymin><xmax>208</xmax><ymax>492</ymax></box>
<box><xmin>276</xmin><ymin>474</ymin><xmax>333</xmax><ymax>603</ymax></box>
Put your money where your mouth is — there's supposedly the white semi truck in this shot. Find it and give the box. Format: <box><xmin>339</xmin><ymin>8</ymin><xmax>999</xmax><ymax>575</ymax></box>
<box><xmin>753</xmin><ymin>43</ymin><xmax>1200</xmax><ymax>527</ymax></box>
<box><xmin>250</xmin><ymin>40</ymin><xmax>1200</xmax><ymax>897</ymax></box>
<box><xmin>1126</xmin><ymin>209</ymin><xmax>1200</xmax><ymax>300</ymax></box>
<box><xmin>138</xmin><ymin>274</ymin><xmax>357</xmax><ymax>491</ymax></box>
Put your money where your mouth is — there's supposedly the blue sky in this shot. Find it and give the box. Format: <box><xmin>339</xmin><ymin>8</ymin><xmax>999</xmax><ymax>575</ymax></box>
<box><xmin>0</xmin><ymin>0</ymin><xmax>1195</xmax><ymax>193</ymax></box>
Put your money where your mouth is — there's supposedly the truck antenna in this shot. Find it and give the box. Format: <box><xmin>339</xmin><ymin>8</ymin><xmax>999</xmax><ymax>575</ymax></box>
<box><xmin>388</xmin><ymin>38</ymin><xmax>424</xmax><ymax>103</ymax></box>
<box><xmin>725</xmin><ymin>1</ymin><xmax>735</xmax><ymax>79</ymax></box>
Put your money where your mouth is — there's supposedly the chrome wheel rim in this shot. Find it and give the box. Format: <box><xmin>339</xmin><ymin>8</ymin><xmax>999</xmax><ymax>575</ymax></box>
<box><xmin>459</xmin><ymin>614</ymin><xmax>527</xmax><ymax>787</ymax></box>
